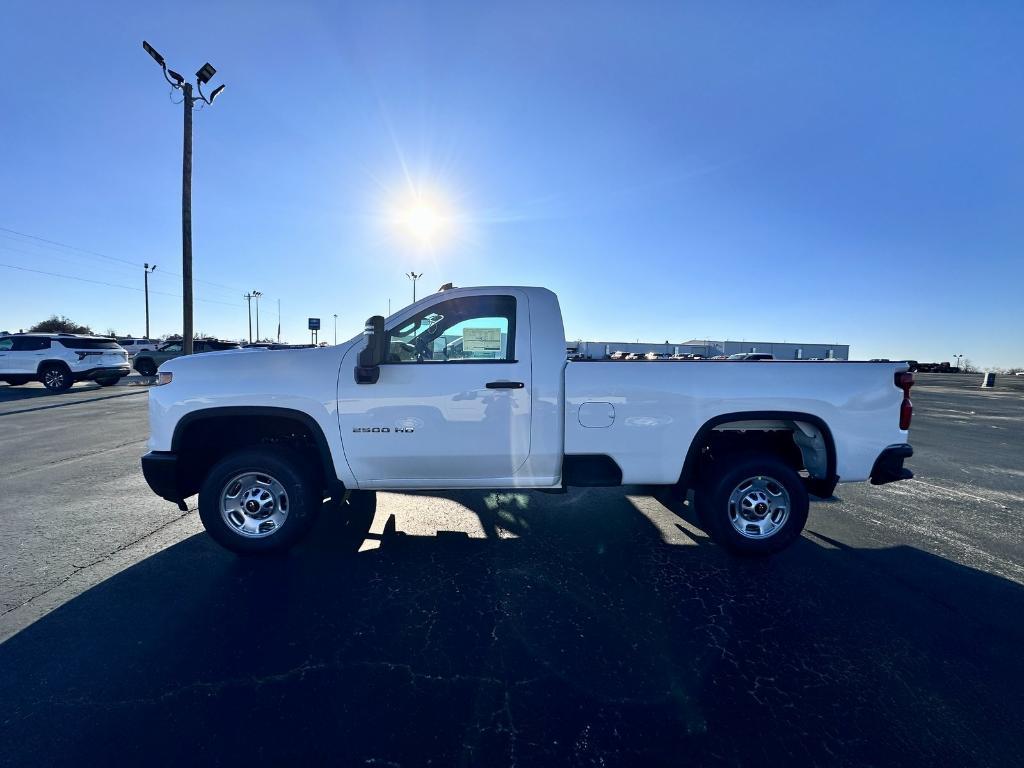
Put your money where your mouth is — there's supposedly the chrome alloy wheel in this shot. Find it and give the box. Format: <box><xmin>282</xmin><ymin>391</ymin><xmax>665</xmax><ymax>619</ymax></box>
<box><xmin>43</xmin><ymin>368</ymin><xmax>67</xmax><ymax>389</ymax></box>
<box><xmin>727</xmin><ymin>476</ymin><xmax>790</xmax><ymax>539</ymax></box>
<box><xmin>220</xmin><ymin>472</ymin><xmax>290</xmax><ymax>538</ymax></box>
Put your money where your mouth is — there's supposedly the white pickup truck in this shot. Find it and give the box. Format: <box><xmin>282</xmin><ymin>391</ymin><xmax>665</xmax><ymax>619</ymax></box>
<box><xmin>142</xmin><ymin>286</ymin><xmax>914</xmax><ymax>556</ymax></box>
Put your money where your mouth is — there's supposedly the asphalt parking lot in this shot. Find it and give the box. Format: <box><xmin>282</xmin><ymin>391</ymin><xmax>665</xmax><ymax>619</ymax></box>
<box><xmin>1</xmin><ymin>373</ymin><xmax>1022</xmax><ymax>766</ymax></box>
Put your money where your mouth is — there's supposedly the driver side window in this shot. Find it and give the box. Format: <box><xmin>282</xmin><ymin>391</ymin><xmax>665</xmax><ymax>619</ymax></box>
<box><xmin>385</xmin><ymin>295</ymin><xmax>515</xmax><ymax>363</ymax></box>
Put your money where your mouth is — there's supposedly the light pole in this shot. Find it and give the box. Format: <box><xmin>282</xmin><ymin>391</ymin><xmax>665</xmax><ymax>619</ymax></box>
<box><xmin>253</xmin><ymin>290</ymin><xmax>263</xmax><ymax>340</ymax></box>
<box><xmin>333</xmin><ymin>313</ymin><xmax>338</xmax><ymax>345</ymax></box>
<box><xmin>142</xmin><ymin>41</ymin><xmax>226</xmax><ymax>355</ymax></box>
<box><xmin>244</xmin><ymin>292</ymin><xmax>254</xmax><ymax>343</ymax></box>
<box><xmin>405</xmin><ymin>271</ymin><xmax>423</xmax><ymax>303</ymax></box>
<box><xmin>143</xmin><ymin>263</ymin><xmax>157</xmax><ymax>338</ymax></box>
<box><xmin>954</xmin><ymin>353</ymin><xmax>963</xmax><ymax>371</ymax></box>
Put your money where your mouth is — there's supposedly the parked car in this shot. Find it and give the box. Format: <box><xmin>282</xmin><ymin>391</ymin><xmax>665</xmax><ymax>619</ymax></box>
<box><xmin>727</xmin><ymin>353</ymin><xmax>775</xmax><ymax>361</ymax></box>
<box><xmin>133</xmin><ymin>339</ymin><xmax>241</xmax><ymax>376</ymax></box>
<box><xmin>645</xmin><ymin>352</ymin><xmax>671</xmax><ymax>361</ymax></box>
<box><xmin>116</xmin><ymin>337</ymin><xmax>158</xmax><ymax>356</ymax></box>
<box><xmin>0</xmin><ymin>333</ymin><xmax>130</xmax><ymax>391</ymax></box>
<box><xmin>624</xmin><ymin>352</ymin><xmax>645</xmax><ymax>360</ymax></box>
<box><xmin>609</xmin><ymin>351</ymin><xmax>626</xmax><ymax>360</ymax></box>
<box><xmin>142</xmin><ymin>285</ymin><xmax>914</xmax><ymax>558</ymax></box>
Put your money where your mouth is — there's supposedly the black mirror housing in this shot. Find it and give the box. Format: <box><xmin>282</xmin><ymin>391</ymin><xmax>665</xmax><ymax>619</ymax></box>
<box><xmin>355</xmin><ymin>315</ymin><xmax>385</xmax><ymax>384</ymax></box>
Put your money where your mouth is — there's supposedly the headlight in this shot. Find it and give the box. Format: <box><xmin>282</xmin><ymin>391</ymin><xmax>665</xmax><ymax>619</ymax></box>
<box><xmin>155</xmin><ymin>372</ymin><xmax>173</xmax><ymax>386</ymax></box>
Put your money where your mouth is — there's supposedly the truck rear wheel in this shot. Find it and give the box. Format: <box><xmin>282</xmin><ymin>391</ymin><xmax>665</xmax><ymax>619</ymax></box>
<box><xmin>694</xmin><ymin>455</ymin><xmax>809</xmax><ymax>556</ymax></box>
<box><xmin>198</xmin><ymin>448</ymin><xmax>320</xmax><ymax>555</ymax></box>
<box><xmin>135</xmin><ymin>358</ymin><xmax>157</xmax><ymax>377</ymax></box>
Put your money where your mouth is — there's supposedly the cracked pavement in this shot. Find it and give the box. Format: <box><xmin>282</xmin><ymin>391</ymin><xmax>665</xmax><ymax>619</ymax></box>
<box><xmin>0</xmin><ymin>374</ymin><xmax>1022</xmax><ymax>766</ymax></box>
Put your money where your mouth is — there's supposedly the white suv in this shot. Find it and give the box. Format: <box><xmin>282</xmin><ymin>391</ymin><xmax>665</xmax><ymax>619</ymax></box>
<box><xmin>116</xmin><ymin>337</ymin><xmax>157</xmax><ymax>356</ymax></box>
<box><xmin>0</xmin><ymin>334</ymin><xmax>131</xmax><ymax>392</ymax></box>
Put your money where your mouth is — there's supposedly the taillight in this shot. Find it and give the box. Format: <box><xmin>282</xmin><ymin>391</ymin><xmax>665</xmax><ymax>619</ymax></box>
<box><xmin>895</xmin><ymin>371</ymin><xmax>914</xmax><ymax>430</ymax></box>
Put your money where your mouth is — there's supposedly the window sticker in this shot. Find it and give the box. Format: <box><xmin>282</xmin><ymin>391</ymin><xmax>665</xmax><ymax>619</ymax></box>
<box><xmin>463</xmin><ymin>327</ymin><xmax>502</xmax><ymax>352</ymax></box>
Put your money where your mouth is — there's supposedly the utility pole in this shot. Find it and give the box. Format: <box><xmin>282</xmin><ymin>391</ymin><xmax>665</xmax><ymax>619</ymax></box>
<box><xmin>143</xmin><ymin>263</ymin><xmax>157</xmax><ymax>338</ymax></box>
<box><xmin>142</xmin><ymin>41</ymin><xmax>226</xmax><ymax>355</ymax></box>
<box><xmin>244</xmin><ymin>292</ymin><xmax>254</xmax><ymax>342</ymax></box>
<box><xmin>253</xmin><ymin>290</ymin><xmax>262</xmax><ymax>340</ymax></box>
<box><xmin>333</xmin><ymin>313</ymin><xmax>338</xmax><ymax>345</ymax></box>
<box><xmin>277</xmin><ymin>299</ymin><xmax>281</xmax><ymax>343</ymax></box>
<box><xmin>405</xmin><ymin>271</ymin><xmax>423</xmax><ymax>303</ymax></box>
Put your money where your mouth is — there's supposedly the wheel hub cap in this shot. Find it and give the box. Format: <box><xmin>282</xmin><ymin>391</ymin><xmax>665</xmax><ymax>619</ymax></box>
<box><xmin>220</xmin><ymin>472</ymin><xmax>289</xmax><ymax>538</ymax></box>
<box><xmin>727</xmin><ymin>476</ymin><xmax>791</xmax><ymax>539</ymax></box>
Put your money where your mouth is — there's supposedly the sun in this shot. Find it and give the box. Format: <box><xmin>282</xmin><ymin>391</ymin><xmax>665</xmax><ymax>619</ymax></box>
<box><xmin>392</xmin><ymin>191</ymin><xmax>454</xmax><ymax>248</ymax></box>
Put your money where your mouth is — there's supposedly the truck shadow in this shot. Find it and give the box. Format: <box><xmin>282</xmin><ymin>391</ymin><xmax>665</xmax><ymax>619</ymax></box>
<box><xmin>2</xmin><ymin>488</ymin><xmax>1023</xmax><ymax>767</ymax></box>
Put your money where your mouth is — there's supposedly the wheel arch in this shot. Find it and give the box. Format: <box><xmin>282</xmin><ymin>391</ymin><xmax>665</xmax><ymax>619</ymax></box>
<box><xmin>678</xmin><ymin>410</ymin><xmax>838</xmax><ymax>494</ymax></box>
<box><xmin>36</xmin><ymin>359</ymin><xmax>71</xmax><ymax>375</ymax></box>
<box><xmin>171</xmin><ymin>406</ymin><xmax>339</xmax><ymax>499</ymax></box>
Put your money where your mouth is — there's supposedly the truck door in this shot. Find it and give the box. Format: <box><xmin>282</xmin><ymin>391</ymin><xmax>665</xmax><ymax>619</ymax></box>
<box><xmin>338</xmin><ymin>291</ymin><xmax>533</xmax><ymax>486</ymax></box>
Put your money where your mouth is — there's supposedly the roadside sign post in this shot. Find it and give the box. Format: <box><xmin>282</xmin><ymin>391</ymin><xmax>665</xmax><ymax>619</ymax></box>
<box><xmin>308</xmin><ymin>317</ymin><xmax>320</xmax><ymax>345</ymax></box>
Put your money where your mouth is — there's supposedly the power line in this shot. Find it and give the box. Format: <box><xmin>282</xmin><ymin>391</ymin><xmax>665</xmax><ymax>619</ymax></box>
<box><xmin>0</xmin><ymin>226</ymin><xmax>137</xmax><ymax>267</ymax></box>
<box><xmin>0</xmin><ymin>226</ymin><xmax>243</xmax><ymax>295</ymax></box>
<box><xmin>0</xmin><ymin>262</ymin><xmax>241</xmax><ymax>308</ymax></box>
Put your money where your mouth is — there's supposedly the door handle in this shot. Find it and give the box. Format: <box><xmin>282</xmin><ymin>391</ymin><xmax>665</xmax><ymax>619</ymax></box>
<box><xmin>486</xmin><ymin>381</ymin><xmax>524</xmax><ymax>389</ymax></box>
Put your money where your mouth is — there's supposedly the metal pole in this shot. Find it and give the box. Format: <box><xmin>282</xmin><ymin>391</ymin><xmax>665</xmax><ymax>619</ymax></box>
<box><xmin>181</xmin><ymin>82</ymin><xmax>194</xmax><ymax>355</ymax></box>
<box><xmin>144</xmin><ymin>264</ymin><xmax>151</xmax><ymax>338</ymax></box>
<box><xmin>277</xmin><ymin>299</ymin><xmax>281</xmax><ymax>343</ymax></box>
<box><xmin>333</xmin><ymin>314</ymin><xmax>337</xmax><ymax>344</ymax></box>
<box><xmin>245</xmin><ymin>293</ymin><xmax>252</xmax><ymax>343</ymax></box>
<box><xmin>255</xmin><ymin>296</ymin><xmax>260</xmax><ymax>340</ymax></box>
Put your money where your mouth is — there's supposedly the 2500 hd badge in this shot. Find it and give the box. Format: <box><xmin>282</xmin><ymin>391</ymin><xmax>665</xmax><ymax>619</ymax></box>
<box><xmin>352</xmin><ymin>426</ymin><xmax>415</xmax><ymax>433</ymax></box>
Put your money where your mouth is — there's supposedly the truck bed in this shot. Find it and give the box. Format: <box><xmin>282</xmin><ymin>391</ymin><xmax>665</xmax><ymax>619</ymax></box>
<box><xmin>564</xmin><ymin>360</ymin><xmax>909</xmax><ymax>485</ymax></box>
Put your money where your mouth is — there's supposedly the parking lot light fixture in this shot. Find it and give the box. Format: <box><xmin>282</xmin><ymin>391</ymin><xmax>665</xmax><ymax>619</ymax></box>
<box><xmin>195</xmin><ymin>63</ymin><xmax>216</xmax><ymax>84</ymax></box>
<box><xmin>140</xmin><ymin>40</ymin><xmax>227</xmax><ymax>355</ymax></box>
<box><xmin>142</xmin><ymin>40</ymin><xmax>165</xmax><ymax>67</ymax></box>
<box><xmin>405</xmin><ymin>271</ymin><xmax>423</xmax><ymax>303</ymax></box>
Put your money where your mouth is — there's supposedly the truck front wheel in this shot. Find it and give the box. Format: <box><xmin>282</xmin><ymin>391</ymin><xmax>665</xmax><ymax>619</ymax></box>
<box><xmin>694</xmin><ymin>455</ymin><xmax>809</xmax><ymax>556</ymax></box>
<box><xmin>198</xmin><ymin>448</ymin><xmax>320</xmax><ymax>555</ymax></box>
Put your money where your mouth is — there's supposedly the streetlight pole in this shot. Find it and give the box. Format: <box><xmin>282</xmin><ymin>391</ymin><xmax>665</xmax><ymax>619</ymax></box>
<box><xmin>142</xmin><ymin>41</ymin><xmax>226</xmax><ymax>355</ymax></box>
<box><xmin>143</xmin><ymin>263</ymin><xmax>157</xmax><ymax>338</ymax></box>
<box><xmin>406</xmin><ymin>271</ymin><xmax>423</xmax><ymax>303</ymax></box>
<box><xmin>253</xmin><ymin>290</ymin><xmax>262</xmax><ymax>340</ymax></box>
<box><xmin>244</xmin><ymin>292</ymin><xmax>254</xmax><ymax>343</ymax></box>
<box><xmin>333</xmin><ymin>313</ymin><xmax>338</xmax><ymax>345</ymax></box>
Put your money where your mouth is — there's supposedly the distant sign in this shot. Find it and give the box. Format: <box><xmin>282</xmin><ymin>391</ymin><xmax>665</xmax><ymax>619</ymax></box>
<box><xmin>308</xmin><ymin>317</ymin><xmax>321</xmax><ymax>330</ymax></box>
<box><xmin>463</xmin><ymin>327</ymin><xmax>502</xmax><ymax>353</ymax></box>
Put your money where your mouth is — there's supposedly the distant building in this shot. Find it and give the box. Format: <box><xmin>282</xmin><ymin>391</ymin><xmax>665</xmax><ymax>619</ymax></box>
<box><xmin>568</xmin><ymin>339</ymin><xmax>850</xmax><ymax>360</ymax></box>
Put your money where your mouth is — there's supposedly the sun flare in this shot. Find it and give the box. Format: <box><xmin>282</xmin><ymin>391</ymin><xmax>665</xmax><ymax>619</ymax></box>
<box><xmin>392</xmin><ymin>191</ymin><xmax>454</xmax><ymax>248</ymax></box>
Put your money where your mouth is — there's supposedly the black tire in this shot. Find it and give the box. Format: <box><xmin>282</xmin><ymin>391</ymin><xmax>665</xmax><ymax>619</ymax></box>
<box><xmin>198</xmin><ymin>448</ymin><xmax>321</xmax><ymax>555</ymax></box>
<box><xmin>95</xmin><ymin>376</ymin><xmax>122</xmax><ymax>387</ymax></box>
<box><xmin>694</xmin><ymin>454</ymin><xmax>809</xmax><ymax>556</ymax></box>
<box><xmin>135</xmin><ymin>358</ymin><xmax>157</xmax><ymax>377</ymax></box>
<box><xmin>39</xmin><ymin>363</ymin><xmax>73</xmax><ymax>392</ymax></box>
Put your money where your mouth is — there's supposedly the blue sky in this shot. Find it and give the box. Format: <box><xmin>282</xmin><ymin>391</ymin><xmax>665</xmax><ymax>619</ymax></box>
<box><xmin>1</xmin><ymin>1</ymin><xmax>1021</xmax><ymax>366</ymax></box>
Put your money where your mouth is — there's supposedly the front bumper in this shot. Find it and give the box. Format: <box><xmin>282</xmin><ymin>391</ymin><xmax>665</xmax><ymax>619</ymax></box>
<box><xmin>76</xmin><ymin>365</ymin><xmax>131</xmax><ymax>381</ymax></box>
<box><xmin>870</xmin><ymin>444</ymin><xmax>914</xmax><ymax>485</ymax></box>
<box><xmin>141</xmin><ymin>451</ymin><xmax>187</xmax><ymax>509</ymax></box>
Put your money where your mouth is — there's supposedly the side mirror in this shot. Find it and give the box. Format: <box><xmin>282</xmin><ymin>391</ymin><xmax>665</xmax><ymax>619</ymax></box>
<box><xmin>355</xmin><ymin>315</ymin><xmax>385</xmax><ymax>384</ymax></box>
